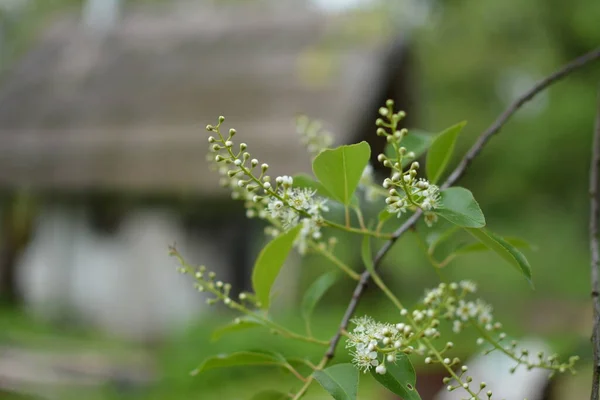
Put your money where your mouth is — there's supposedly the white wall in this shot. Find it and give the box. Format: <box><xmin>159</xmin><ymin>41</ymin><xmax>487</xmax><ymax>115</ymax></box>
<box><xmin>16</xmin><ymin>205</ymin><xmax>231</xmax><ymax>341</ymax></box>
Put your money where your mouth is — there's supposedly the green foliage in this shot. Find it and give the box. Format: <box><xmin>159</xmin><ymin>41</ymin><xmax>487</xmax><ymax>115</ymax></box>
<box><xmin>453</xmin><ymin>236</ymin><xmax>533</xmax><ymax>255</ymax></box>
<box><xmin>252</xmin><ymin>225</ymin><xmax>302</xmax><ymax>309</ymax></box>
<box><xmin>312</xmin><ymin>142</ymin><xmax>371</xmax><ymax>205</ymax></box>
<box><xmin>313</xmin><ymin>364</ymin><xmax>359</xmax><ymax>400</ymax></box>
<box><xmin>192</xmin><ymin>351</ymin><xmax>285</xmax><ymax>376</ymax></box>
<box><xmin>360</xmin><ymin>236</ymin><xmax>375</xmax><ymax>274</ymax></box>
<box><xmin>249</xmin><ymin>390</ymin><xmax>289</xmax><ymax>400</ymax></box>
<box><xmin>370</xmin><ymin>355</ymin><xmax>421</xmax><ymax>400</ymax></box>
<box><xmin>169</xmin><ymin>83</ymin><xmax>591</xmax><ymax>399</ymax></box>
<box><xmin>436</xmin><ymin>187</ymin><xmax>486</xmax><ymax>228</ymax></box>
<box><xmin>426</xmin><ymin>122</ymin><xmax>467</xmax><ymax>184</ymax></box>
<box><xmin>385</xmin><ymin>130</ymin><xmax>434</xmax><ymax>167</ymax></box>
<box><xmin>466</xmin><ymin>228</ymin><xmax>533</xmax><ymax>284</ymax></box>
<box><xmin>301</xmin><ymin>272</ymin><xmax>338</xmax><ymax>330</ymax></box>
<box><xmin>211</xmin><ymin>316</ymin><xmax>263</xmax><ymax>342</ymax></box>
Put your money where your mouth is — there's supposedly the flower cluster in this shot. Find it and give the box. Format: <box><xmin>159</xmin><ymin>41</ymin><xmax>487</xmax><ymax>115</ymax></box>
<box><xmin>346</xmin><ymin>316</ymin><xmax>412</xmax><ymax>374</ymax></box>
<box><xmin>295</xmin><ymin>115</ymin><xmax>334</xmax><ymax>156</ymax></box>
<box><xmin>346</xmin><ymin>280</ymin><xmax>578</xmax><ymax>398</ymax></box>
<box><xmin>206</xmin><ymin>117</ymin><xmax>329</xmax><ymax>254</ymax></box>
<box><xmin>418</xmin><ymin>281</ymin><xmax>577</xmax><ymax>373</ymax></box>
<box><xmin>372</xmin><ymin>100</ymin><xmax>442</xmax><ymax>225</ymax></box>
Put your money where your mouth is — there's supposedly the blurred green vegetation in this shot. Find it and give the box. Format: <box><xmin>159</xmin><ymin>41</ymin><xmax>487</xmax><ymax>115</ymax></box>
<box><xmin>1</xmin><ymin>0</ymin><xmax>599</xmax><ymax>398</ymax></box>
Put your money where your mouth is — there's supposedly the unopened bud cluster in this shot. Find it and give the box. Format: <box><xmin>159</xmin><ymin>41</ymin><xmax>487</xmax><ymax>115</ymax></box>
<box><xmin>169</xmin><ymin>246</ymin><xmax>254</xmax><ymax>308</ymax></box>
<box><xmin>443</xmin><ymin>367</ymin><xmax>493</xmax><ymax>399</ymax></box>
<box><xmin>206</xmin><ymin>117</ymin><xmax>329</xmax><ymax>254</ymax></box>
<box><xmin>375</xmin><ymin>101</ymin><xmax>441</xmax><ymax>224</ymax></box>
<box><xmin>295</xmin><ymin>115</ymin><xmax>334</xmax><ymax>156</ymax></box>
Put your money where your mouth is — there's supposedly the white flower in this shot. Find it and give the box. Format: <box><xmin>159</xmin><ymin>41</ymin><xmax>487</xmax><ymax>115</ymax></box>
<box><xmin>352</xmin><ymin>348</ymin><xmax>379</xmax><ymax>373</ymax></box>
<box><xmin>476</xmin><ymin>300</ymin><xmax>493</xmax><ymax>324</ymax></box>
<box><xmin>453</xmin><ymin>320</ymin><xmax>462</xmax><ymax>333</ymax></box>
<box><xmin>456</xmin><ymin>300</ymin><xmax>477</xmax><ymax>321</ymax></box>
<box><xmin>360</xmin><ymin>164</ymin><xmax>374</xmax><ymax>185</ymax></box>
<box><xmin>287</xmin><ymin>188</ymin><xmax>314</xmax><ymax>210</ymax></box>
<box><xmin>308</xmin><ymin>197</ymin><xmax>329</xmax><ymax>216</ymax></box>
<box><xmin>459</xmin><ymin>280</ymin><xmax>477</xmax><ymax>293</ymax></box>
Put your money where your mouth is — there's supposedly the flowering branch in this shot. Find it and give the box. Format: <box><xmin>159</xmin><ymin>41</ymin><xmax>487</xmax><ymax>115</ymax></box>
<box><xmin>590</xmin><ymin>88</ymin><xmax>600</xmax><ymax>400</ymax></box>
<box><xmin>318</xmin><ymin>46</ymin><xmax>600</xmax><ymax>378</ymax></box>
<box><xmin>177</xmin><ymin>47</ymin><xmax>600</xmax><ymax>400</ymax></box>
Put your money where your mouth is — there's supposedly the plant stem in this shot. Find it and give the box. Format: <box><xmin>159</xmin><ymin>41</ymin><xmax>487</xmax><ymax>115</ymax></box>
<box><xmin>310</xmin><ymin>243</ymin><xmax>361</xmax><ymax>280</ymax></box>
<box><xmin>590</xmin><ymin>88</ymin><xmax>600</xmax><ymax>400</ymax></box>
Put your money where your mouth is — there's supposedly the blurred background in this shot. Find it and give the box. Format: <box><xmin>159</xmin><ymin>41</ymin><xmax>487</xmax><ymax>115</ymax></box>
<box><xmin>0</xmin><ymin>0</ymin><xmax>598</xmax><ymax>399</ymax></box>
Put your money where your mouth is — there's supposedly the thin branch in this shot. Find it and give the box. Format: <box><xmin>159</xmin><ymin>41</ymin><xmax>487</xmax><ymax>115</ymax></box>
<box><xmin>321</xmin><ymin>46</ymin><xmax>600</xmax><ymax>367</ymax></box>
<box><xmin>590</xmin><ymin>88</ymin><xmax>600</xmax><ymax>400</ymax></box>
<box><xmin>443</xmin><ymin>47</ymin><xmax>600</xmax><ymax>190</ymax></box>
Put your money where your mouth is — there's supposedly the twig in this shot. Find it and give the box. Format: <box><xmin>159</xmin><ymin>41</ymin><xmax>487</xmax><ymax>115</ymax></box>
<box><xmin>322</xmin><ymin>46</ymin><xmax>600</xmax><ymax>367</ymax></box>
<box><xmin>443</xmin><ymin>47</ymin><xmax>600</xmax><ymax>190</ymax></box>
<box><xmin>590</xmin><ymin>88</ymin><xmax>600</xmax><ymax>400</ymax></box>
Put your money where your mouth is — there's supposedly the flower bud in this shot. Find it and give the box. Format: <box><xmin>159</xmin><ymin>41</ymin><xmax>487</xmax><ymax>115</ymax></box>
<box><xmin>218</xmin><ymin>116</ymin><xmax>225</xmax><ymax>123</ymax></box>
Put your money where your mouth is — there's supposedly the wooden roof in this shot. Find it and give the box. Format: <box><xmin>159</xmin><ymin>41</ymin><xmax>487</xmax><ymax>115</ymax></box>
<box><xmin>0</xmin><ymin>3</ymin><xmax>395</xmax><ymax>193</ymax></box>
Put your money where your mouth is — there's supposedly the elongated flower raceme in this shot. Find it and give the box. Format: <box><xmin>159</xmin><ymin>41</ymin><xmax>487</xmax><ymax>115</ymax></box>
<box><xmin>206</xmin><ymin>117</ymin><xmax>329</xmax><ymax>254</ymax></box>
<box><xmin>346</xmin><ymin>280</ymin><xmax>578</xmax><ymax>391</ymax></box>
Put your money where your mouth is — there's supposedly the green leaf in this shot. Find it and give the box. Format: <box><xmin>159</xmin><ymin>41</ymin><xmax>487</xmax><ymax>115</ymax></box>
<box><xmin>360</xmin><ymin>235</ymin><xmax>375</xmax><ymax>274</ymax></box>
<box><xmin>252</xmin><ymin>225</ymin><xmax>302</xmax><ymax>309</ymax></box>
<box><xmin>301</xmin><ymin>272</ymin><xmax>338</xmax><ymax>324</ymax></box>
<box><xmin>371</xmin><ymin>354</ymin><xmax>421</xmax><ymax>400</ymax></box>
<box><xmin>435</xmin><ymin>187</ymin><xmax>485</xmax><ymax>228</ymax></box>
<box><xmin>385</xmin><ymin>130</ymin><xmax>434</xmax><ymax>167</ymax></box>
<box><xmin>426</xmin><ymin>122</ymin><xmax>466</xmax><ymax>184</ymax></box>
<box><xmin>192</xmin><ymin>351</ymin><xmax>283</xmax><ymax>375</ymax></box>
<box><xmin>454</xmin><ymin>236</ymin><xmax>533</xmax><ymax>255</ymax></box>
<box><xmin>249</xmin><ymin>390</ymin><xmax>289</xmax><ymax>400</ymax></box>
<box><xmin>211</xmin><ymin>316</ymin><xmax>264</xmax><ymax>342</ymax></box>
<box><xmin>313</xmin><ymin>364</ymin><xmax>359</xmax><ymax>400</ymax></box>
<box><xmin>312</xmin><ymin>142</ymin><xmax>371</xmax><ymax>205</ymax></box>
<box><xmin>466</xmin><ymin>228</ymin><xmax>533</xmax><ymax>285</ymax></box>
<box><xmin>424</xmin><ymin>225</ymin><xmax>461</xmax><ymax>249</ymax></box>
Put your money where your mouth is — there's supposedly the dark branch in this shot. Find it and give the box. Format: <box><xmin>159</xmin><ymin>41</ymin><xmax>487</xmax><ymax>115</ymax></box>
<box><xmin>590</xmin><ymin>88</ymin><xmax>600</xmax><ymax>400</ymax></box>
<box><xmin>443</xmin><ymin>47</ymin><xmax>600</xmax><ymax>190</ymax></box>
<box><xmin>322</xmin><ymin>47</ymin><xmax>600</xmax><ymax>365</ymax></box>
